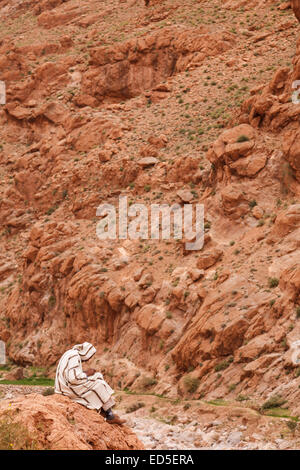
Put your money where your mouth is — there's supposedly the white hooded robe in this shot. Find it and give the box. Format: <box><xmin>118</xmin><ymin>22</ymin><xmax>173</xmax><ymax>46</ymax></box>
<box><xmin>54</xmin><ymin>342</ymin><xmax>115</xmax><ymax>411</ymax></box>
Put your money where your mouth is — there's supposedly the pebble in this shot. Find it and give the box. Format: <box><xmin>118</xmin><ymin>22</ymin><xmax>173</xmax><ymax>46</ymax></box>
<box><xmin>227</xmin><ymin>431</ymin><xmax>243</xmax><ymax>445</ymax></box>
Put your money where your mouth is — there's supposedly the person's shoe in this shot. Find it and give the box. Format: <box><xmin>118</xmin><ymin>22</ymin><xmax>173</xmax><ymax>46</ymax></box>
<box><xmin>106</xmin><ymin>414</ymin><xmax>126</xmax><ymax>425</ymax></box>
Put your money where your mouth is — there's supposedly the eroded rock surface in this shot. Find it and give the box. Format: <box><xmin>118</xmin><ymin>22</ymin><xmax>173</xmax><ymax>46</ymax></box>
<box><xmin>0</xmin><ymin>393</ymin><xmax>144</xmax><ymax>450</ymax></box>
<box><xmin>0</xmin><ymin>0</ymin><xmax>299</xmax><ymax>428</ymax></box>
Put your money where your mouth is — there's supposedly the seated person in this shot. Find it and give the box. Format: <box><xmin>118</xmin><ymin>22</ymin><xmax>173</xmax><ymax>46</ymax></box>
<box><xmin>55</xmin><ymin>342</ymin><xmax>125</xmax><ymax>425</ymax></box>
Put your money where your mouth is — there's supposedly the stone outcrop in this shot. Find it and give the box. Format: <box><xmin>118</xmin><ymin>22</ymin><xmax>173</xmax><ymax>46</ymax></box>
<box><xmin>292</xmin><ymin>0</ymin><xmax>300</xmax><ymax>22</ymax></box>
<box><xmin>79</xmin><ymin>26</ymin><xmax>235</xmax><ymax>104</ymax></box>
<box><xmin>0</xmin><ymin>393</ymin><xmax>144</xmax><ymax>450</ymax></box>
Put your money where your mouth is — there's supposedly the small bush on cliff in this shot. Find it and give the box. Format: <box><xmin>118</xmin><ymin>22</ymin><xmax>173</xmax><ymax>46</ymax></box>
<box><xmin>261</xmin><ymin>394</ymin><xmax>287</xmax><ymax>410</ymax></box>
<box><xmin>183</xmin><ymin>375</ymin><xmax>200</xmax><ymax>394</ymax></box>
<box><xmin>141</xmin><ymin>377</ymin><xmax>157</xmax><ymax>389</ymax></box>
<box><xmin>48</xmin><ymin>295</ymin><xmax>56</xmax><ymax>308</ymax></box>
<box><xmin>286</xmin><ymin>420</ymin><xmax>298</xmax><ymax>435</ymax></box>
<box><xmin>215</xmin><ymin>356</ymin><xmax>233</xmax><ymax>372</ymax></box>
<box><xmin>236</xmin><ymin>135</ymin><xmax>250</xmax><ymax>143</ymax></box>
<box><xmin>268</xmin><ymin>278</ymin><xmax>279</xmax><ymax>288</ymax></box>
<box><xmin>236</xmin><ymin>394</ymin><xmax>249</xmax><ymax>402</ymax></box>
<box><xmin>248</xmin><ymin>199</ymin><xmax>257</xmax><ymax>208</ymax></box>
<box><xmin>125</xmin><ymin>402</ymin><xmax>145</xmax><ymax>414</ymax></box>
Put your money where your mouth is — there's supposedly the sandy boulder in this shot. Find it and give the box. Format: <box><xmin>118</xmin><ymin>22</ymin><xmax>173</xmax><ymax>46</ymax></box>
<box><xmin>0</xmin><ymin>393</ymin><xmax>144</xmax><ymax>450</ymax></box>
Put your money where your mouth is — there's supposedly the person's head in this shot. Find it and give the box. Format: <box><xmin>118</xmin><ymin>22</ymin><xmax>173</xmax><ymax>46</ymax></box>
<box><xmin>72</xmin><ymin>342</ymin><xmax>96</xmax><ymax>362</ymax></box>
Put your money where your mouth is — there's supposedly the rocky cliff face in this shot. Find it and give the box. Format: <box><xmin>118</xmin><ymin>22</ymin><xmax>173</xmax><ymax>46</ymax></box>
<box><xmin>0</xmin><ymin>0</ymin><xmax>299</xmax><ymax>411</ymax></box>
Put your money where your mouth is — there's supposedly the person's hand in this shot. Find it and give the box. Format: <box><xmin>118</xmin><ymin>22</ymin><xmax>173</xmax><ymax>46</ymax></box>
<box><xmin>84</xmin><ymin>368</ymin><xmax>96</xmax><ymax>377</ymax></box>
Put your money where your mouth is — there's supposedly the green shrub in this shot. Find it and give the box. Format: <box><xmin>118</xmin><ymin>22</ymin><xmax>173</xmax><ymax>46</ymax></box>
<box><xmin>295</xmin><ymin>368</ymin><xmax>300</xmax><ymax>378</ymax></box>
<box><xmin>237</xmin><ymin>135</ymin><xmax>250</xmax><ymax>143</ymax></box>
<box><xmin>268</xmin><ymin>278</ymin><xmax>279</xmax><ymax>288</ymax></box>
<box><xmin>249</xmin><ymin>199</ymin><xmax>257</xmax><ymax>208</ymax></box>
<box><xmin>236</xmin><ymin>394</ymin><xmax>249</xmax><ymax>402</ymax></box>
<box><xmin>286</xmin><ymin>420</ymin><xmax>298</xmax><ymax>434</ymax></box>
<box><xmin>141</xmin><ymin>376</ymin><xmax>157</xmax><ymax>389</ymax></box>
<box><xmin>48</xmin><ymin>295</ymin><xmax>56</xmax><ymax>308</ymax></box>
<box><xmin>183</xmin><ymin>375</ymin><xmax>200</xmax><ymax>393</ymax></box>
<box><xmin>42</xmin><ymin>387</ymin><xmax>55</xmax><ymax>396</ymax></box>
<box><xmin>125</xmin><ymin>402</ymin><xmax>145</xmax><ymax>414</ymax></box>
<box><xmin>215</xmin><ymin>357</ymin><xmax>233</xmax><ymax>372</ymax></box>
<box><xmin>261</xmin><ymin>394</ymin><xmax>287</xmax><ymax>410</ymax></box>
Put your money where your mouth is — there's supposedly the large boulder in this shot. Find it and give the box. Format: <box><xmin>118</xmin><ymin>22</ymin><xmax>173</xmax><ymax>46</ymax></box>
<box><xmin>0</xmin><ymin>393</ymin><xmax>144</xmax><ymax>450</ymax></box>
<box><xmin>206</xmin><ymin>124</ymin><xmax>260</xmax><ymax>181</ymax></box>
<box><xmin>268</xmin><ymin>204</ymin><xmax>300</xmax><ymax>241</ymax></box>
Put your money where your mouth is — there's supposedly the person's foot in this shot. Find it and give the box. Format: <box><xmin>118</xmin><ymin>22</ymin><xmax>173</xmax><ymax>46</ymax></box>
<box><xmin>106</xmin><ymin>414</ymin><xmax>126</xmax><ymax>425</ymax></box>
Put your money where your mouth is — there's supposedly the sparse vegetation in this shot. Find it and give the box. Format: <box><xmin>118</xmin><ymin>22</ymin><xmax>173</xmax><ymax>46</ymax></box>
<box><xmin>183</xmin><ymin>375</ymin><xmax>200</xmax><ymax>393</ymax></box>
<box><xmin>42</xmin><ymin>387</ymin><xmax>55</xmax><ymax>396</ymax></box>
<box><xmin>268</xmin><ymin>278</ymin><xmax>279</xmax><ymax>288</ymax></box>
<box><xmin>0</xmin><ymin>378</ymin><xmax>54</xmax><ymax>386</ymax></box>
<box><xmin>125</xmin><ymin>402</ymin><xmax>145</xmax><ymax>413</ymax></box>
<box><xmin>261</xmin><ymin>394</ymin><xmax>287</xmax><ymax>411</ymax></box>
<box><xmin>141</xmin><ymin>377</ymin><xmax>158</xmax><ymax>389</ymax></box>
<box><xmin>236</xmin><ymin>135</ymin><xmax>250</xmax><ymax>143</ymax></box>
<box><xmin>0</xmin><ymin>0</ymin><xmax>299</xmax><ymax>450</ymax></box>
<box><xmin>0</xmin><ymin>412</ymin><xmax>38</xmax><ymax>450</ymax></box>
<box><xmin>215</xmin><ymin>357</ymin><xmax>233</xmax><ymax>372</ymax></box>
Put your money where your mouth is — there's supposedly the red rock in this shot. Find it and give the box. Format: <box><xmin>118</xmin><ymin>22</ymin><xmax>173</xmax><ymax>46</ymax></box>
<box><xmin>177</xmin><ymin>189</ymin><xmax>194</xmax><ymax>203</ymax></box>
<box><xmin>280</xmin><ymin>265</ymin><xmax>300</xmax><ymax>302</ymax></box>
<box><xmin>252</xmin><ymin>206</ymin><xmax>264</xmax><ymax>219</ymax></box>
<box><xmin>0</xmin><ymin>394</ymin><xmax>143</xmax><ymax>450</ymax></box>
<box><xmin>135</xmin><ymin>304</ymin><xmax>165</xmax><ymax>335</ymax></box>
<box><xmin>148</xmin><ymin>134</ymin><xmax>168</xmax><ymax>148</ymax></box>
<box><xmin>189</xmin><ymin>268</ymin><xmax>205</xmax><ymax>282</ymax></box>
<box><xmin>230</xmin><ymin>154</ymin><xmax>267</xmax><ymax>177</ymax></box>
<box><xmin>279</xmin><ymin>2</ymin><xmax>291</xmax><ymax>11</ymax></box>
<box><xmin>206</xmin><ymin>124</ymin><xmax>257</xmax><ymax>181</ymax></box>
<box><xmin>269</xmin><ymin>204</ymin><xmax>300</xmax><ymax>240</ymax></box>
<box><xmin>196</xmin><ymin>248</ymin><xmax>223</xmax><ymax>270</ymax></box>
<box><xmin>292</xmin><ymin>0</ymin><xmax>300</xmax><ymax>22</ymax></box>
<box><xmin>37</xmin><ymin>10</ymin><xmax>79</xmax><ymax>29</ymax></box>
<box><xmin>220</xmin><ymin>185</ymin><xmax>249</xmax><ymax>218</ymax></box>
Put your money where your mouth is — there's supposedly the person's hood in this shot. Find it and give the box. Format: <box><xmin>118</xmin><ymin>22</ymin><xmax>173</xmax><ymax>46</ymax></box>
<box><xmin>72</xmin><ymin>342</ymin><xmax>96</xmax><ymax>361</ymax></box>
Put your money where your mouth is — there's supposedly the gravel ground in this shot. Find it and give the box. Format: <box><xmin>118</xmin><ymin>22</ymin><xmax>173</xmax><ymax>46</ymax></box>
<box><xmin>125</xmin><ymin>415</ymin><xmax>294</xmax><ymax>450</ymax></box>
<box><xmin>0</xmin><ymin>384</ymin><xmax>50</xmax><ymax>400</ymax></box>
